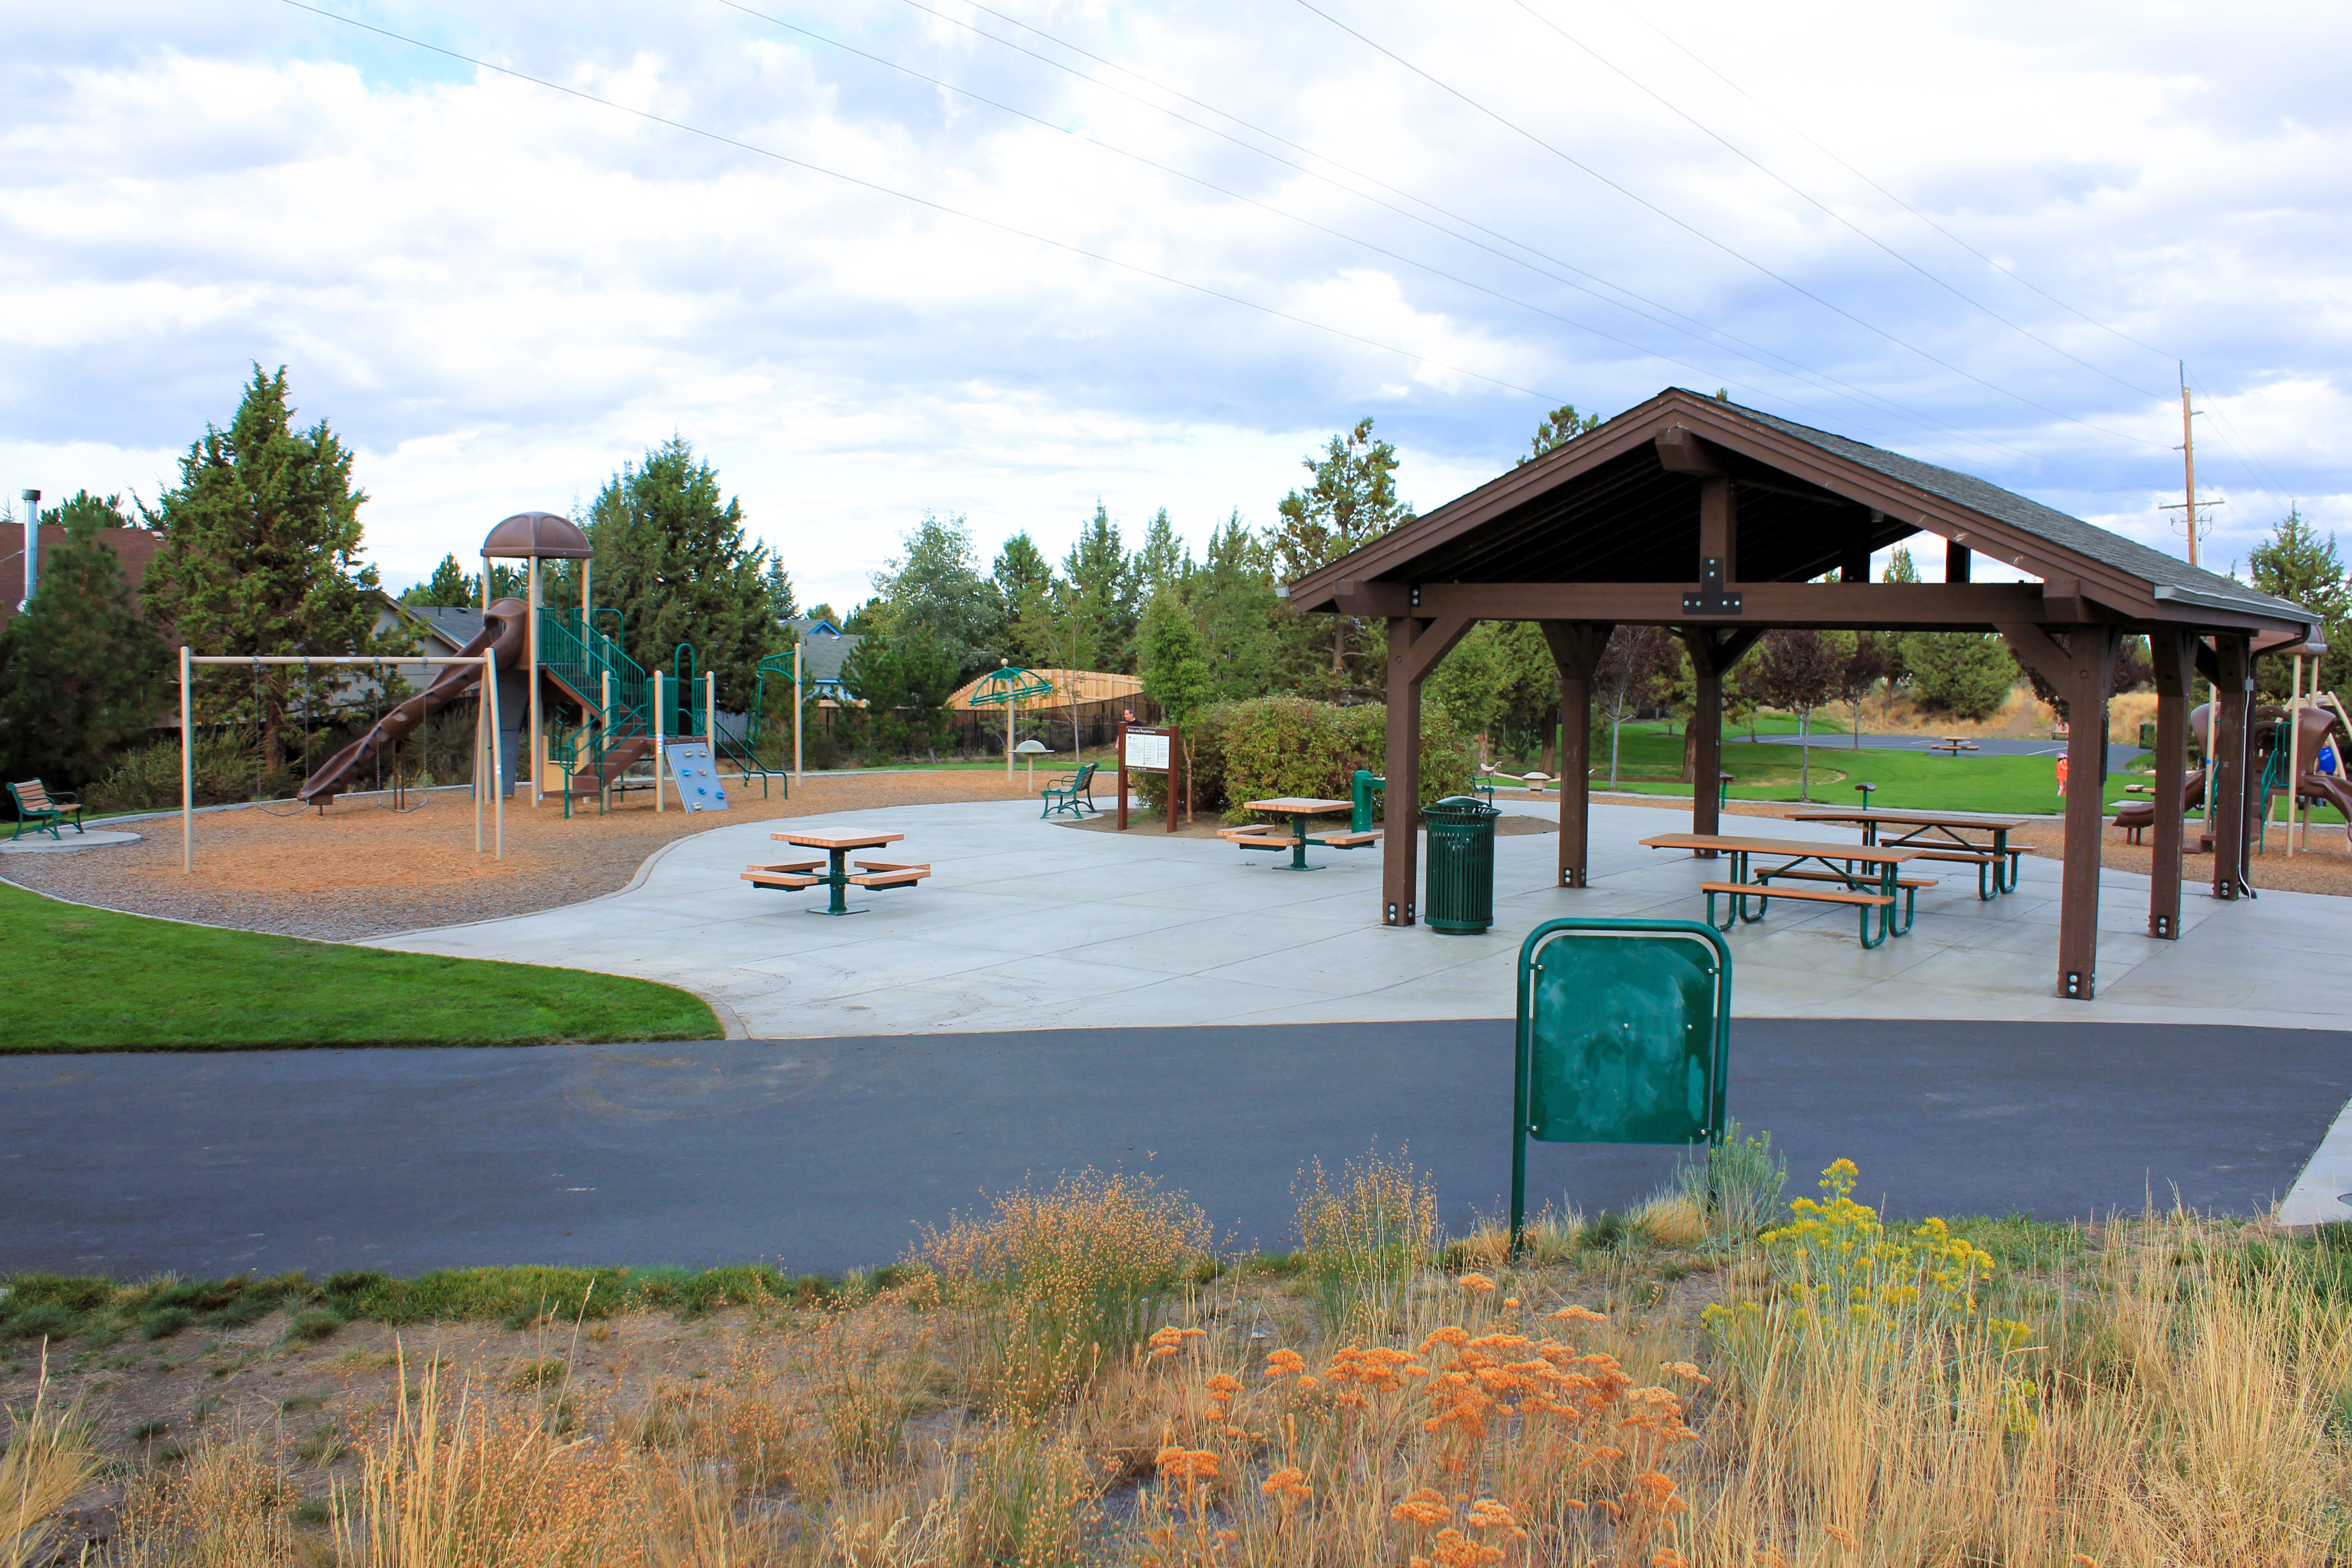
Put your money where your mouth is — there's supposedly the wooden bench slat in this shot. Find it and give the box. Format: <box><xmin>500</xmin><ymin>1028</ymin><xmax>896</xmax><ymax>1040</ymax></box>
<box><xmin>742</xmin><ymin>871</ymin><xmax>823</xmax><ymax>889</ymax></box>
<box><xmin>1700</xmin><ymin>880</ymin><xmax>1890</xmax><ymax>907</ymax></box>
<box><xmin>1316</xmin><ymin>829</ymin><xmax>1382</xmax><ymax>847</ymax></box>
<box><xmin>848</xmin><ymin>870</ymin><xmax>929</xmax><ymax>888</ymax></box>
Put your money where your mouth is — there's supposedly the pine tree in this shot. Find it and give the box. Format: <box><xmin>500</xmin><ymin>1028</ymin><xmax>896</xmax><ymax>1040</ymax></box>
<box><xmin>1191</xmin><ymin>511</ymin><xmax>1281</xmax><ymax>701</ymax></box>
<box><xmin>1516</xmin><ymin>403</ymin><xmax>1602</xmax><ymax>466</ymax></box>
<box><xmin>1133</xmin><ymin>508</ymin><xmax>1189</xmax><ymax>597</ymax></box>
<box><xmin>2248</xmin><ymin>505</ymin><xmax>2352</xmax><ymax>696</ymax></box>
<box><xmin>1272</xmin><ymin>418</ymin><xmax>1413</xmax><ymax>695</ymax></box>
<box><xmin>1062</xmin><ymin>503</ymin><xmax>1137</xmax><ymax>673</ymax></box>
<box><xmin>585</xmin><ymin>436</ymin><xmax>778</xmax><ymax>707</ymax></box>
<box><xmin>141</xmin><ymin>365</ymin><xmax>392</xmax><ymax>769</ymax></box>
<box><xmin>401</xmin><ymin>554</ymin><xmax>476</xmax><ymax>607</ymax></box>
<box><xmin>0</xmin><ymin>512</ymin><xmax>171</xmax><ymax>786</ymax></box>
<box><xmin>990</xmin><ymin>533</ymin><xmax>1058</xmax><ymax>665</ymax></box>
<box><xmin>764</xmin><ymin>558</ymin><xmax>799</xmax><ymax>627</ymax></box>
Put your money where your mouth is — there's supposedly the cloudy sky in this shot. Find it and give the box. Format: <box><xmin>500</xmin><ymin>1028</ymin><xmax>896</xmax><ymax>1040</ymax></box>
<box><xmin>5</xmin><ymin>0</ymin><xmax>2347</xmax><ymax>608</ymax></box>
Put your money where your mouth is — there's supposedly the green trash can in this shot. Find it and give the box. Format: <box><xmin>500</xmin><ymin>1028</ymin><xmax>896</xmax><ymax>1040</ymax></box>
<box><xmin>1424</xmin><ymin>794</ymin><xmax>1501</xmax><ymax>934</ymax></box>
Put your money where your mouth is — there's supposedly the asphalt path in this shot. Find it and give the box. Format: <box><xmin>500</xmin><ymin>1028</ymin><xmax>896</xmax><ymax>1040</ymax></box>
<box><xmin>7</xmin><ymin>1020</ymin><xmax>2346</xmax><ymax>1279</ymax></box>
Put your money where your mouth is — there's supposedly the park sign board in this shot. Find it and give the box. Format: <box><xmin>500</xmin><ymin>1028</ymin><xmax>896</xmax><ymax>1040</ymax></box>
<box><xmin>1509</xmin><ymin>917</ymin><xmax>1732</xmax><ymax>1249</ymax></box>
<box><xmin>1115</xmin><ymin>723</ymin><xmax>1181</xmax><ymax>833</ymax></box>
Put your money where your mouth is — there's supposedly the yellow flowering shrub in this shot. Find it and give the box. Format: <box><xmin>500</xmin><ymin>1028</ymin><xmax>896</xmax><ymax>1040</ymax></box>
<box><xmin>1753</xmin><ymin>1159</ymin><xmax>1996</xmax><ymax>1326</ymax></box>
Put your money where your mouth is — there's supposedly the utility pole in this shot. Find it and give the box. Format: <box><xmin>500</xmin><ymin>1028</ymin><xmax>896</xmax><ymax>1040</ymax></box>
<box><xmin>2160</xmin><ymin>362</ymin><xmax>2221</xmax><ymax>567</ymax></box>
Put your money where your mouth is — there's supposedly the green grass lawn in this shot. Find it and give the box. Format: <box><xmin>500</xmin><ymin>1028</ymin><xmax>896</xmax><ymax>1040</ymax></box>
<box><xmin>1592</xmin><ymin>723</ymin><xmax>2067</xmax><ymax>814</ymax></box>
<box><xmin>0</xmin><ymin>881</ymin><xmax>717</xmax><ymax>1051</ymax></box>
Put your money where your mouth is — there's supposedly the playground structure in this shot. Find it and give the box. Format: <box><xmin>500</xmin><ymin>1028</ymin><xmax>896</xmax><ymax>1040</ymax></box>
<box><xmin>2112</xmin><ymin>692</ymin><xmax>2352</xmax><ymax>855</ymax></box>
<box><xmin>175</xmin><ymin>511</ymin><xmax>796</xmax><ymax>868</ymax></box>
<box><xmin>481</xmin><ymin>510</ymin><xmax>786</xmax><ymax>818</ymax></box>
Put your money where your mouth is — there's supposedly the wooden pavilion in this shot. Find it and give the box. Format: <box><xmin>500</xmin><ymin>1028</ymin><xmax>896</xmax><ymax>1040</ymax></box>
<box><xmin>1283</xmin><ymin>388</ymin><xmax>2320</xmax><ymax>1000</ymax></box>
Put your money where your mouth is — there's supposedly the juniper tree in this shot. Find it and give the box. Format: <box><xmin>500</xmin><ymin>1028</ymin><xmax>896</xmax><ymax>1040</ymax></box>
<box><xmin>584</xmin><ymin>436</ymin><xmax>778</xmax><ymax>707</ymax></box>
<box><xmin>1272</xmin><ymin>418</ymin><xmax>1413</xmax><ymax>695</ymax></box>
<box><xmin>0</xmin><ymin>511</ymin><xmax>170</xmax><ymax>786</ymax></box>
<box><xmin>141</xmin><ymin>365</ymin><xmax>395</xmax><ymax>769</ymax></box>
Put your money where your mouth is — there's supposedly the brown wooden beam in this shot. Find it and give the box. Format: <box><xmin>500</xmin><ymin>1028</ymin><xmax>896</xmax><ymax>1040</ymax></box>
<box><xmin>1700</xmin><ymin>476</ymin><xmax>1737</xmax><ymax>581</ymax></box>
<box><xmin>1946</xmin><ymin>538</ymin><xmax>1972</xmax><ymax>583</ymax></box>
<box><xmin>1655</xmin><ymin>427</ymin><xmax>1721</xmax><ymax>476</ymax></box>
<box><xmin>2211</xmin><ymin>636</ymin><xmax>2253</xmax><ymax>901</ymax></box>
<box><xmin>1334</xmin><ymin>580</ymin><xmax>2056</xmax><ymax>627</ymax></box>
<box><xmin>2149</xmin><ymin>629</ymin><xmax>2192</xmax><ymax>939</ymax></box>
<box><xmin>1540</xmin><ymin>621</ymin><xmax>1608</xmax><ymax>887</ymax></box>
<box><xmin>1841</xmin><ymin>536</ymin><xmax>1871</xmax><ymax>583</ymax></box>
<box><xmin>1676</xmin><ymin>628</ymin><xmax>1760</xmax><ymax>851</ymax></box>
<box><xmin>1380</xmin><ymin>616</ymin><xmax>1476</xmax><ymax>926</ymax></box>
<box><xmin>2056</xmin><ymin>627</ymin><xmax>2119</xmax><ymax>998</ymax></box>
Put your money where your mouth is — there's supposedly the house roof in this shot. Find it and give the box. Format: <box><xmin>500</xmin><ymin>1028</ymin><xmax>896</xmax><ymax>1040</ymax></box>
<box><xmin>0</xmin><ymin>523</ymin><xmax>165</xmax><ymax>632</ymax></box>
<box><xmin>392</xmin><ymin>603</ymin><xmax>488</xmax><ymax>651</ymax></box>
<box><xmin>1285</xmin><ymin>387</ymin><xmax>2315</xmax><ymax>638</ymax></box>
<box><xmin>797</xmin><ymin>631</ymin><xmax>862</xmax><ymax>686</ymax></box>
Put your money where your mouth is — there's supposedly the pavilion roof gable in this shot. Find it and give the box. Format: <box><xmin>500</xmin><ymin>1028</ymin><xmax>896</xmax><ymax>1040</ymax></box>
<box><xmin>1287</xmin><ymin>388</ymin><xmax>2313</xmax><ymax>634</ymax></box>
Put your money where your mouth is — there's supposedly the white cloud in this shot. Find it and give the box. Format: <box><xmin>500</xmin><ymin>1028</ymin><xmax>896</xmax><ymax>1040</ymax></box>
<box><xmin>4</xmin><ymin>0</ymin><xmax>2349</xmax><ymax>606</ymax></box>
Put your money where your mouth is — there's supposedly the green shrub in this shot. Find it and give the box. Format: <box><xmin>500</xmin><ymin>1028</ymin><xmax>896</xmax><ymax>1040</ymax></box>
<box><xmin>287</xmin><ymin>1308</ymin><xmax>344</xmax><ymax>1341</ymax></box>
<box><xmin>83</xmin><ymin>731</ymin><xmax>263</xmax><ymax>812</ymax></box>
<box><xmin>1136</xmin><ymin>697</ymin><xmax>1473</xmax><ymax>821</ymax></box>
<box><xmin>3</xmin><ymin>1274</ymin><xmax>114</xmax><ymax>1313</ymax></box>
<box><xmin>1</xmin><ymin>1302</ymin><xmax>81</xmax><ymax>1341</ymax></box>
<box><xmin>140</xmin><ymin>1307</ymin><xmax>195</xmax><ymax>1340</ymax></box>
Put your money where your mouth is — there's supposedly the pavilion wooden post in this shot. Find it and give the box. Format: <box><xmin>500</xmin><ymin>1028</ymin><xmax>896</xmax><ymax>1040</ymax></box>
<box><xmin>2210</xmin><ymin>635</ymin><xmax>2254</xmax><ymax>900</ymax></box>
<box><xmin>1539</xmin><ymin>621</ymin><xmax>1609</xmax><ymax>887</ymax></box>
<box><xmin>1380</xmin><ymin>613</ymin><xmax>1476</xmax><ymax>926</ymax></box>
<box><xmin>2148</xmin><ymin>629</ymin><xmax>2193</xmax><ymax>938</ymax></box>
<box><xmin>2002</xmin><ymin>623</ymin><xmax>2119</xmax><ymax>999</ymax></box>
<box><xmin>1675</xmin><ymin>628</ymin><xmax>1759</xmax><ymax>858</ymax></box>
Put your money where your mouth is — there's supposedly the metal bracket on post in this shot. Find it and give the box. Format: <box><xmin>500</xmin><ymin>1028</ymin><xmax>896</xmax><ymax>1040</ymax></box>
<box><xmin>1682</xmin><ymin>558</ymin><xmax>1743</xmax><ymax>615</ymax></box>
<box><xmin>2063</xmin><ymin>969</ymin><xmax>2092</xmax><ymax>1000</ymax></box>
<box><xmin>2151</xmin><ymin>913</ymin><xmax>2176</xmax><ymax>940</ymax></box>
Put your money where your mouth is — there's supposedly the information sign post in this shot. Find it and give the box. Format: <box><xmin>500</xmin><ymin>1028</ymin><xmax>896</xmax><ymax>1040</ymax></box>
<box><xmin>1115</xmin><ymin>722</ymin><xmax>1181</xmax><ymax>833</ymax></box>
<box><xmin>1509</xmin><ymin>917</ymin><xmax>1732</xmax><ymax>1252</ymax></box>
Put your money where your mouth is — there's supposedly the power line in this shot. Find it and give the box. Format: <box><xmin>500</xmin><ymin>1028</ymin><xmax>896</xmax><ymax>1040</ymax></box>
<box><xmin>274</xmin><ymin>0</ymin><xmax>1568</xmax><ymax>405</ymax></box>
<box><xmin>1293</xmin><ymin>0</ymin><xmax>2168</xmax><ymax>450</ymax></box>
<box><xmin>1504</xmin><ymin>0</ymin><xmax>2171</xmax><ymax>402</ymax></box>
<box><xmin>1599</xmin><ymin>0</ymin><xmax>2180</xmax><ymax>368</ymax></box>
<box><xmin>714</xmin><ymin>0</ymin><xmax>1798</xmax><ymax>406</ymax></box>
<box><xmin>879</xmin><ymin>0</ymin><xmax>2066</xmax><ymax>469</ymax></box>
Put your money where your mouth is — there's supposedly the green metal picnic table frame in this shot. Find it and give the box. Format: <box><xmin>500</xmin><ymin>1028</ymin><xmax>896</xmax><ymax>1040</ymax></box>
<box><xmin>1640</xmin><ymin>833</ymin><xmax>1918</xmax><ymax>949</ymax></box>
<box><xmin>1241</xmin><ymin>797</ymin><xmax>1351</xmax><ymax>871</ymax></box>
<box><xmin>1791</xmin><ymin>810</ymin><xmax>2029</xmax><ymax>899</ymax></box>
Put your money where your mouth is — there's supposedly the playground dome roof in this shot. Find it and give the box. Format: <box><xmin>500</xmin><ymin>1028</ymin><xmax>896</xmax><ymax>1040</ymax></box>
<box><xmin>482</xmin><ymin>511</ymin><xmax>593</xmax><ymax>560</ymax></box>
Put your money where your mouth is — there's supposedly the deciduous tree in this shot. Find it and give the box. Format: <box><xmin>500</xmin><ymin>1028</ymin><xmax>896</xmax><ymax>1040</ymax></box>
<box><xmin>1748</xmin><ymin>629</ymin><xmax>1843</xmax><ymax>800</ymax></box>
<box><xmin>867</xmin><ymin>513</ymin><xmax>996</xmax><ymax>681</ymax></box>
<box><xmin>1139</xmin><ymin>588</ymin><xmax>1213</xmax><ymax>818</ymax></box>
<box><xmin>1593</xmin><ymin>625</ymin><xmax>1674</xmax><ymax>789</ymax></box>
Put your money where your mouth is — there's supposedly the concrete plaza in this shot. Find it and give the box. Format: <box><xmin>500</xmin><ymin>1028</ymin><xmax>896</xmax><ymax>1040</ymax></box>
<box><xmin>374</xmin><ymin>794</ymin><xmax>2352</xmax><ymax>1038</ymax></box>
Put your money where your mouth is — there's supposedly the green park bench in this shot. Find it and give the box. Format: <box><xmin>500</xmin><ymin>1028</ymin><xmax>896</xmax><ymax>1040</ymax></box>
<box><xmin>8</xmin><ymin>779</ymin><xmax>85</xmax><ymax>841</ymax></box>
<box><xmin>1039</xmin><ymin>760</ymin><xmax>1100</xmax><ymax>818</ymax></box>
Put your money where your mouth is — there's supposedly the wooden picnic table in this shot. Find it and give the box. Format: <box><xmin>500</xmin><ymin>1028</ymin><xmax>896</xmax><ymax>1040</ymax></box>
<box><xmin>1639</xmin><ymin>832</ymin><xmax>1925</xmax><ymax>948</ymax></box>
<box><xmin>1239</xmin><ymin>797</ymin><xmax>1352</xmax><ymax>871</ymax></box>
<box><xmin>1789</xmin><ymin>808</ymin><xmax>2031</xmax><ymax>898</ymax></box>
<box><xmin>752</xmin><ymin>828</ymin><xmax>908</xmax><ymax>916</ymax></box>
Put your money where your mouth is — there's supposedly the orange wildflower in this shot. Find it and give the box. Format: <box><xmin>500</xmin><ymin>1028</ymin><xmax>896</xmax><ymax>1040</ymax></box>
<box><xmin>1260</xmin><ymin>1465</ymin><xmax>1312</xmax><ymax>1511</ymax></box>
<box><xmin>1553</xmin><ymin>1304</ymin><xmax>1607</xmax><ymax>1324</ymax></box>
<box><xmin>1465</xmin><ymin>1498</ymin><xmax>1525</xmax><ymax>1537</ymax></box>
<box><xmin>1148</xmin><ymin>1325</ymin><xmax>1208</xmax><ymax>1361</ymax></box>
<box><xmin>1658</xmin><ymin>1360</ymin><xmax>1710</xmax><ymax>1386</ymax></box>
<box><xmin>1391</xmin><ymin>1486</ymin><xmax>1452</xmax><ymax>1529</ymax></box>
<box><xmin>1457</xmin><ymin>1272</ymin><xmax>1499</xmax><ymax>1294</ymax></box>
<box><xmin>1427</xmin><ymin>1528</ymin><xmax>1505</xmax><ymax>1568</ymax></box>
<box><xmin>1156</xmin><ymin>1446</ymin><xmax>1220</xmax><ymax>1483</ymax></box>
<box><xmin>1502</xmin><ymin>1297</ymin><xmax>1520</xmax><ymax>1308</ymax></box>
<box><xmin>1652</xmin><ymin>1552</ymin><xmax>1689</xmax><ymax>1568</ymax></box>
<box><xmin>1264</xmin><ymin>1348</ymin><xmax>1307</xmax><ymax>1379</ymax></box>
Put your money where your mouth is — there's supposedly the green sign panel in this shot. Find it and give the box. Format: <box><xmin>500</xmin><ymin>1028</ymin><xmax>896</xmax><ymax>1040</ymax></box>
<box><xmin>1510</xmin><ymin>918</ymin><xmax>1731</xmax><ymax>1245</ymax></box>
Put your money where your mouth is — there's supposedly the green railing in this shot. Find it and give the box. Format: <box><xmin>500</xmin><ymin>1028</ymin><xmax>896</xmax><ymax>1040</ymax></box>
<box><xmin>541</xmin><ymin>608</ymin><xmax>654</xmax><ymax>817</ymax></box>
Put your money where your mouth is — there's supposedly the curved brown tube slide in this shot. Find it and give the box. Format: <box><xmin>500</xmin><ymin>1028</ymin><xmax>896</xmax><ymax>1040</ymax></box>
<box><xmin>298</xmin><ymin>598</ymin><xmax>529</xmax><ymax>808</ymax></box>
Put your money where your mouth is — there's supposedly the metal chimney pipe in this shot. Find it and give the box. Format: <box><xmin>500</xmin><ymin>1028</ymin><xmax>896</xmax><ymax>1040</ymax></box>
<box><xmin>17</xmin><ymin>489</ymin><xmax>38</xmax><ymax>612</ymax></box>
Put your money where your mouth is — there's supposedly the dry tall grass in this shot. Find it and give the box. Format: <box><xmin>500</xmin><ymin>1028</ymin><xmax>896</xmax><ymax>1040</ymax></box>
<box><xmin>25</xmin><ymin>1162</ymin><xmax>2352</xmax><ymax>1565</ymax></box>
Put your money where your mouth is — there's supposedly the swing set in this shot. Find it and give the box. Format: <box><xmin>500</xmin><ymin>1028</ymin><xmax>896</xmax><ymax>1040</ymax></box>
<box><xmin>175</xmin><ymin>646</ymin><xmax>503</xmax><ymax>874</ymax></box>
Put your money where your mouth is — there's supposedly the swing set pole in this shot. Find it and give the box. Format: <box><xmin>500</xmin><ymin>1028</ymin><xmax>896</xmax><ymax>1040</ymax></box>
<box><xmin>178</xmin><ymin>652</ymin><xmax>506</xmax><ymax>874</ymax></box>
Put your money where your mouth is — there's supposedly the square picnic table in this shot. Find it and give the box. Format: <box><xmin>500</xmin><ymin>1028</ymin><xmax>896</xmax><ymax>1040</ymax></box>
<box><xmin>1788</xmin><ymin>808</ymin><xmax>2031</xmax><ymax>898</ymax></box>
<box><xmin>761</xmin><ymin>828</ymin><xmax>904</xmax><ymax>916</ymax></box>
<box><xmin>1240</xmin><ymin>797</ymin><xmax>1352</xmax><ymax>871</ymax></box>
<box><xmin>1639</xmin><ymin>831</ymin><xmax>1924</xmax><ymax>947</ymax></box>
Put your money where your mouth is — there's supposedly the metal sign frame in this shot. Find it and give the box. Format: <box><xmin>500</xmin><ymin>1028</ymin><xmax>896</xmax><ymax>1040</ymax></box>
<box><xmin>1509</xmin><ymin>916</ymin><xmax>1732</xmax><ymax>1250</ymax></box>
<box><xmin>1115</xmin><ymin>722</ymin><xmax>1181</xmax><ymax>833</ymax></box>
